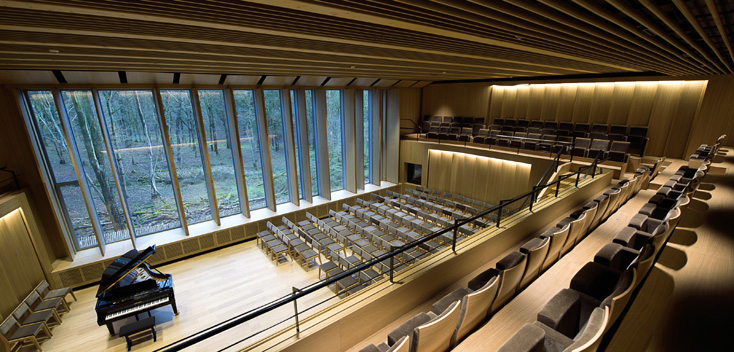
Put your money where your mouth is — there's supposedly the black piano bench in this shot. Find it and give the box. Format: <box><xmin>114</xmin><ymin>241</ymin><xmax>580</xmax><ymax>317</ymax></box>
<box><xmin>119</xmin><ymin>316</ymin><xmax>156</xmax><ymax>351</ymax></box>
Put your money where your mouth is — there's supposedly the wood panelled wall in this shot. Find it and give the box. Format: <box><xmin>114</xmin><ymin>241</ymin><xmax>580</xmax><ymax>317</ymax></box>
<box><xmin>488</xmin><ymin>81</ymin><xmax>707</xmax><ymax>157</ymax></box>
<box><xmin>422</xmin><ymin>76</ymin><xmax>734</xmax><ymax>160</ymax></box>
<box><xmin>426</xmin><ymin>150</ymin><xmax>530</xmax><ymax>205</ymax></box>
<box><xmin>0</xmin><ymin>193</ymin><xmax>47</xmax><ymax>321</ymax></box>
<box><xmin>685</xmin><ymin>76</ymin><xmax>734</xmax><ymax>157</ymax></box>
<box><xmin>421</xmin><ymin>83</ymin><xmax>490</xmax><ymax>121</ymax></box>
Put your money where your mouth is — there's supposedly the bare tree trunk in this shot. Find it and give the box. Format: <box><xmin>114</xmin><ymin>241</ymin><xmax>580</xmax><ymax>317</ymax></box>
<box><xmin>133</xmin><ymin>91</ymin><xmax>163</xmax><ymax>199</ymax></box>
<box><xmin>69</xmin><ymin>92</ymin><xmax>125</xmax><ymax>230</ymax></box>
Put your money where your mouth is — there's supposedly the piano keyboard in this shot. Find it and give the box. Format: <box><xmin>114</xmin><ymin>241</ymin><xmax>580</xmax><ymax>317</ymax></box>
<box><xmin>105</xmin><ymin>297</ymin><xmax>169</xmax><ymax>320</ymax></box>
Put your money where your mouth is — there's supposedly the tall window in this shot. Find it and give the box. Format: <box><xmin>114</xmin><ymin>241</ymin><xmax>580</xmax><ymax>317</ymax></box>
<box><xmin>289</xmin><ymin>90</ymin><xmax>304</xmax><ymax>199</ymax></box>
<box><xmin>305</xmin><ymin>90</ymin><xmax>319</xmax><ymax>196</ymax></box>
<box><xmin>99</xmin><ymin>90</ymin><xmax>181</xmax><ymax>236</ymax></box>
<box><xmin>233</xmin><ymin>90</ymin><xmax>267</xmax><ymax>210</ymax></box>
<box><xmin>61</xmin><ymin>91</ymin><xmax>128</xmax><ymax>243</ymax></box>
<box><xmin>159</xmin><ymin>90</ymin><xmax>210</xmax><ymax>224</ymax></box>
<box><xmin>264</xmin><ymin>90</ymin><xmax>290</xmax><ymax>204</ymax></box>
<box><xmin>25</xmin><ymin>91</ymin><xmax>97</xmax><ymax>249</ymax></box>
<box><xmin>363</xmin><ymin>90</ymin><xmax>371</xmax><ymax>184</ymax></box>
<box><xmin>326</xmin><ymin>90</ymin><xmax>344</xmax><ymax>191</ymax></box>
<box><xmin>197</xmin><ymin>90</ymin><xmax>241</xmax><ymax>217</ymax></box>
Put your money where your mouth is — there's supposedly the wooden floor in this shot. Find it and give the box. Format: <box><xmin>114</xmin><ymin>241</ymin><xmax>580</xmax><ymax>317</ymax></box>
<box><xmin>26</xmin><ymin>152</ymin><xmax>733</xmax><ymax>352</ymax></box>
<box><xmin>606</xmin><ymin>149</ymin><xmax>734</xmax><ymax>352</ymax></box>
<box><xmin>451</xmin><ymin>150</ymin><xmax>734</xmax><ymax>351</ymax></box>
<box><xmin>28</xmin><ymin>239</ymin><xmax>335</xmax><ymax>352</ymax></box>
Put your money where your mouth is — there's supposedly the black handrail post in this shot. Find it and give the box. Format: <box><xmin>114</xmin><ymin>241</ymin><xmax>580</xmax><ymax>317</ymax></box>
<box><xmin>496</xmin><ymin>202</ymin><xmax>502</xmax><ymax>228</ymax></box>
<box><xmin>292</xmin><ymin>287</ymin><xmax>300</xmax><ymax>334</ymax></box>
<box><xmin>555</xmin><ymin>179</ymin><xmax>560</xmax><ymax>197</ymax></box>
<box><xmin>452</xmin><ymin>219</ymin><xmax>458</xmax><ymax>254</ymax></box>
<box><xmin>529</xmin><ymin>187</ymin><xmax>536</xmax><ymax>212</ymax></box>
<box><xmin>389</xmin><ymin>254</ymin><xmax>395</xmax><ymax>283</ymax></box>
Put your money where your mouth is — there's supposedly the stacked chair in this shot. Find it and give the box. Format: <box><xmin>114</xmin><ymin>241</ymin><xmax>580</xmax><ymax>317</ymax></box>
<box><xmin>0</xmin><ymin>280</ymin><xmax>75</xmax><ymax>351</ymax></box>
<box><xmin>497</xmin><ymin>136</ymin><xmax>724</xmax><ymax>352</ymax></box>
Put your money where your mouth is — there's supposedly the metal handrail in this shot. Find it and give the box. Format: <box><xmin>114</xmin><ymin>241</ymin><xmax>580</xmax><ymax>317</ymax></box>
<box><xmin>155</xmin><ymin>154</ymin><xmax>608</xmax><ymax>352</ymax></box>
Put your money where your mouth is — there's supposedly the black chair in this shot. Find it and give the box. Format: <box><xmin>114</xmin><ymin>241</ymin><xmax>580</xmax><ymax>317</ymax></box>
<box><xmin>524</xmin><ymin>133</ymin><xmax>542</xmax><ymax>150</ymax></box>
<box><xmin>527</xmin><ymin>127</ymin><xmax>542</xmax><ymax>134</ymax></box>
<box><xmin>627</xmin><ymin>135</ymin><xmax>648</xmax><ymax>156</ymax></box>
<box><xmin>607</xmin><ymin>133</ymin><xmax>626</xmax><ymax>142</ymax></box>
<box><xmin>509</xmin><ymin>132</ymin><xmax>527</xmax><ymax>149</ymax></box>
<box><xmin>610</xmin><ymin>125</ymin><xmax>627</xmax><ymax>135</ymax></box>
<box><xmin>589</xmin><ymin>132</ymin><xmax>607</xmax><ymax>140</ymax></box>
<box><xmin>559</xmin><ymin>122</ymin><xmax>574</xmax><ymax>132</ymax></box>
<box><xmin>589</xmin><ymin>139</ymin><xmax>610</xmax><ymax>159</ymax></box>
<box><xmin>473</xmin><ymin>129</ymin><xmax>489</xmax><ymax>144</ymax></box>
<box><xmin>573</xmin><ymin>137</ymin><xmax>591</xmax><ymax>157</ymax></box>
<box><xmin>591</xmin><ymin>124</ymin><xmax>608</xmax><ymax>134</ymax></box>
<box><xmin>538</xmin><ymin>135</ymin><xmax>557</xmax><ymax>153</ymax></box>
<box><xmin>517</xmin><ymin>119</ymin><xmax>530</xmax><ymax>128</ymax></box>
<box><xmin>530</xmin><ymin>120</ymin><xmax>544</xmax><ymax>129</ymax></box>
<box><xmin>573</xmin><ymin>123</ymin><xmax>590</xmax><ymax>138</ymax></box>
<box><xmin>608</xmin><ymin>141</ymin><xmax>630</xmax><ymax>162</ymax></box>
<box><xmin>505</xmin><ymin>119</ymin><xmax>517</xmax><ymax>127</ymax></box>
<box><xmin>629</xmin><ymin>126</ymin><xmax>648</xmax><ymax>137</ymax></box>
<box><xmin>543</xmin><ymin>121</ymin><xmax>559</xmax><ymax>130</ymax></box>
<box><xmin>494</xmin><ymin>118</ymin><xmax>505</xmax><ymax>126</ymax></box>
<box><xmin>426</xmin><ymin>125</ymin><xmax>441</xmax><ymax>139</ymax></box>
<box><xmin>458</xmin><ymin>127</ymin><xmax>473</xmax><ymax>142</ymax></box>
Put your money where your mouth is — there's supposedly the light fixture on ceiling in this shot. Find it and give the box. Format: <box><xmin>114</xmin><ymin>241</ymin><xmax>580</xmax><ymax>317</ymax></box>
<box><xmin>48</xmin><ymin>49</ymin><xmax>60</xmax><ymax>54</ymax></box>
<box><xmin>350</xmin><ymin>65</ymin><xmax>356</xmax><ymax>69</ymax></box>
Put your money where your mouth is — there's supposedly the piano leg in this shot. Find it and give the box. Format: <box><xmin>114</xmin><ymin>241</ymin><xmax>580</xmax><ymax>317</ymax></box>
<box><xmin>107</xmin><ymin>321</ymin><xmax>115</xmax><ymax>335</ymax></box>
<box><xmin>171</xmin><ymin>295</ymin><xmax>179</xmax><ymax>315</ymax></box>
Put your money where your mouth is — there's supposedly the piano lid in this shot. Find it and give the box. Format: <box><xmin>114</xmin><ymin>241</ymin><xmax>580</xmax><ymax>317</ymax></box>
<box><xmin>96</xmin><ymin>245</ymin><xmax>157</xmax><ymax>298</ymax></box>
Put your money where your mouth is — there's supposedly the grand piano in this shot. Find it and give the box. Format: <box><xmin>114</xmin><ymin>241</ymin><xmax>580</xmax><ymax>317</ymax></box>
<box><xmin>95</xmin><ymin>246</ymin><xmax>178</xmax><ymax>334</ymax></box>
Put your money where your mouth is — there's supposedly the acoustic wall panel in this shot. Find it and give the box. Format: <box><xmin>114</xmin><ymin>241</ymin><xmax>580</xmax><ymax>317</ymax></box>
<box><xmin>571</xmin><ymin>83</ymin><xmax>596</xmax><ymax>123</ymax></box>
<box><xmin>556</xmin><ymin>84</ymin><xmax>578</xmax><ymax>122</ymax></box>
<box><xmin>527</xmin><ymin>85</ymin><xmax>545</xmax><ymax>121</ymax></box>
<box><xmin>486</xmin><ymin>81</ymin><xmax>707</xmax><ymax>158</ymax></box>
<box><xmin>427</xmin><ymin>150</ymin><xmax>531</xmax><ymax>205</ymax></box>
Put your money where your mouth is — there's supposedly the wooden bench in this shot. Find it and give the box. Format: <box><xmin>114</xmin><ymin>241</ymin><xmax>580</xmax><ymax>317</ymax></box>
<box><xmin>119</xmin><ymin>316</ymin><xmax>156</xmax><ymax>351</ymax></box>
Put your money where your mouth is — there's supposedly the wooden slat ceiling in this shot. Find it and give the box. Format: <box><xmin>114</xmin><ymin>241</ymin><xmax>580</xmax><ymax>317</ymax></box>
<box><xmin>0</xmin><ymin>0</ymin><xmax>731</xmax><ymax>85</ymax></box>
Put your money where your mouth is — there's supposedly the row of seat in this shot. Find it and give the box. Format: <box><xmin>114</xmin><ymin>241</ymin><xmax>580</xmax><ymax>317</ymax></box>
<box><xmin>309</xmin><ymin>186</ymin><xmax>500</xmax><ymax>296</ymax></box>
<box><xmin>424</xmin><ymin>121</ymin><xmax>647</xmax><ymax>157</ymax></box>
<box><xmin>0</xmin><ymin>280</ymin><xmax>76</xmax><ymax>351</ymax></box>
<box><xmin>498</xmin><ymin>137</ymin><xmax>723</xmax><ymax>352</ymax></box>
<box><xmin>357</xmin><ymin>167</ymin><xmax>650</xmax><ymax>352</ymax></box>
<box><xmin>491</xmin><ymin>119</ymin><xmax>648</xmax><ymax>139</ymax></box>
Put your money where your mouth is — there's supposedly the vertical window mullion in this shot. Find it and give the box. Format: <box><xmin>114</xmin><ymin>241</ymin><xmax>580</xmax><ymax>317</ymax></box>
<box><xmin>342</xmin><ymin>89</ymin><xmax>357</xmax><ymax>193</ymax></box>
<box><xmin>254</xmin><ymin>88</ymin><xmax>276</xmax><ymax>211</ymax></box>
<box><xmin>313</xmin><ymin>89</ymin><xmax>330</xmax><ymax>199</ymax></box>
<box><xmin>281</xmin><ymin>88</ymin><xmax>299</xmax><ymax>205</ymax></box>
<box><xmin>191</xmin><ymin>89</ymin><xmax>220</xmax><ymax>225</ymax></box>
<box><xmin>52</xmin><ymin>89</ymin><xmax>107</xmax><ymax>255</ymax></box>
<box><xmin>295</xmin><ymin>89</ymin><xmax>313</xmax><ymax>202</ymax></box>
<box><xmin>91</xmin><ymin>88</ymin><xmax>138</xmax><ymax>247</ymax></box>
<box><xmin>153</xmin><ymin>88</ymin><xmax>189</xmax><ymax>235</ymax></box>
<box><xmin>224</xmin><ymin>89</ymin><xmax>250</xmax><ymax>217</ymax></box>
<box><xmin>371</xmin><ymin>89</ymin><xmax>382</xmax><ymax>186</ymax></box>
<box><xmin>355</xmin><ymin>89</ymin><xmax>365</xmax><ymax>189</ymax></box>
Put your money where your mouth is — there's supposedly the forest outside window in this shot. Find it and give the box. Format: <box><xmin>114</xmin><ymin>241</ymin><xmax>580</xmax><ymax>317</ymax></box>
<box><xmin>326</xmin><ymin>90</ymin><xmax>345</xmax><ymax>191</ymax></box>
<box><xmin>263</xmin><ymin>90</ymin><xmax>291</xmax><ymax>204</ymax></box>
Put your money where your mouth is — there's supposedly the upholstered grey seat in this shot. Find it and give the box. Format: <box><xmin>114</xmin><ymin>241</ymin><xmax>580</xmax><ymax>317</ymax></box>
<box><xmin>593</xmin><ymin>242</ymin><xmax>640</xmax><ymax>271</ymax></box>
<box><xmin>452</xmin><ymin>276</ymin><xmax>500</xmax><ymax>346</ymax></box>
<box><xmin>519</xmin><ymin>237</ymin><xmax>550</xmax><ymax>290</ymax></box>
<box><xmin>540</xmin><ymin>224</ymin><xmax>570</xmax><ymax>272</ymax></box>
<box><xmin>537</xmin><ymin>288</ymin><xmax>601</xmax><ymax>339</ymax></box>
<box><xmin>499</xmin><ymin>307</ymin><xmax>609</xmax><ymax>352</ymax></box>
<box><xmin>492</xmin><ymin>252</ymin><xmax>527</xmax><ymax>311</ymax></box>
<box><xmin>569</xmin><ymin>262</ymin><xmax>621</xmax><ymax>302</ymax></box>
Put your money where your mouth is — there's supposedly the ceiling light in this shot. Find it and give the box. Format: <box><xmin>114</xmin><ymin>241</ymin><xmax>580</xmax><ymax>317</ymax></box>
<box><xmin>49</xmin><ymin>49</ymin><xmax>60</xmax><ymax>54</ymax></box>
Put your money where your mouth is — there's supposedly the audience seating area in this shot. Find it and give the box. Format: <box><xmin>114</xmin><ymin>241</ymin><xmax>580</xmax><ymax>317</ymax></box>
<box><xmin>357</xmin><ymin>164</ymin><xmax>653</xmax><ymax>352</ymax></box>
<box><xmin>255</xmin><ymin>186</ymin><xmax>505</xmax><ymax>296</ymax></box>
<box><xmin>496</xmin><ymin>136</ymin><xmax>723</xmax><ymax>352</ymax></box>
<box><xmin>0</xmin><ymin>280</ymin><xmax>76</xmax><ymax>351</ymax></box>
<box><xmin>421</xmin><ymin>115</ymin><xmax>650</xmax><ymax>160</ymax></box>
